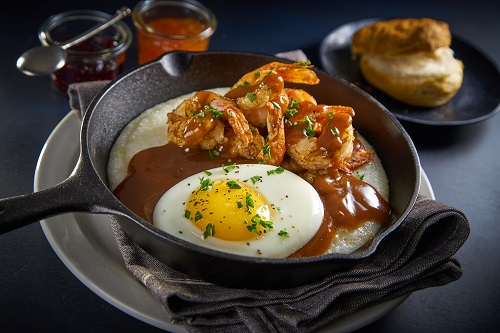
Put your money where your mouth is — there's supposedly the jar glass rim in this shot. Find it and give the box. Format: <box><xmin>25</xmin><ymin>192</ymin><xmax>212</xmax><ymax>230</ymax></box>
<box><xmin>132</xmin><ymin>0</ymin><xmax>217</xmax><ymax>40</ymax></box>
<box><xmin>38</xmin><ymin>9</ymin><xmax>132</xmax><ymax>58</ymax></box>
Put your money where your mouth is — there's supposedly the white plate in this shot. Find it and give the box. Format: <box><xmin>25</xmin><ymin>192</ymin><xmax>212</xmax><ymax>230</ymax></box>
<box><xmin>34</xmin><ymin>111</ymin><xmax>435</xmax><ymax>332</ymax></box>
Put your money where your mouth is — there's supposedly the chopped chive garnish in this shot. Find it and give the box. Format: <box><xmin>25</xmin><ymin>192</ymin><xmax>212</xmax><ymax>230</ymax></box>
<box><xmin>203</xmin><ymin>223</ymin><xmax>215</xmax><ymax>239</ymax></box>
<box><xmin>222</xmin><ymin>164</ymin><xmax>236</xmax><ymax>173</ymax></box>
<box><xmin>247</xmin><ymin>214</ymin><xmax>273</xmax><ymax>234</ymax></box>
<box><xmin>209</xmin><ymin>150</ymin><xmax>220</xmax><ymax>158</ymax></box>
<box><xmin>303</xmin><ymin>116</ymin><xmax>315</xmax><ymax>137</ymax></box>
<box><xmin>204</xmin><ymin>104</ymin><xmax>223</xmax><ymax>119</ymax></box>
<box><xmin>278</xmin><ymin>230</ymin><xmax>289</xmax><ymax>237</ymax></box>
<box><xmin>245</xmin><ymin>192</ymin><xmax>255</xmax><ymax>211</ymax></box>
<box><xmin>267</xmin><ymin>166</ymin><xmax>284</xmax><ymax>175</ymax></box>
<box><xmin>195</xmin><ymin>211</ymin><xmax>203</xmax><ymax>222</ymax></box>
<box><xmin>226</xmin><ymin>180</ymin><xmax>242</xmax><ymax>189</ymax></box>
<box><xmin>249</xmin><ymin>175</ymin><xmax>262</xmax><ymax>184</ymax></box>
<box><xmin>198</xmin><ymin>176</ymin><xmax>213</xmax><ymax>191</ymax></box>
<box><xmin>262</xmin><ymin>144</ymin><xmax>271</xmax><ymax>159</ymax></box>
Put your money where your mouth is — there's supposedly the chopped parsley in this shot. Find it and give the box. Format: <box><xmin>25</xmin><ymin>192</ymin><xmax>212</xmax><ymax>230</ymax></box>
<box><xmin>296</xmin><ymin>60</ymin><xmax>311</xmax><ymax>66</ymax></box>
<box><xmin>209</xmin><ymin>150</ymin><xmax>220</xmax><ymax>159</ymax></box>
<box><xmin>278</xmin><ymin>230</ymin><xmax>289</xmax><ymax>237</ymax></box>
<box><xmin>247</xmin><ymin>214</ymin><xmax>273</xmax><ymax>234</ymax></box>
<box><xmin>271</xmin><ymin>101</ymin><xmax>281</xmax><ymax>109</ymax></box>
<box><xmin>194</xmin><ymin>211</ymin><xmax>203</xmax><ymax>222</ymax></box>
<box><xmin>262</xmin><ymin>144</ymin><xmax>271</xmax><ymax>159</ymax></box>
<box><xmin>191</xmin><ymin>110</ymin><xmax>205</xmax><ymax>118</ymax></box>
<box><xmin>249</xmin><ymin>175</ymin><xmax>262</xmax><ymax>184</ymax></box>
<box><xmin>331</xmin><ymin>128</ymin><xmax>339</xmax><ymax>136</ymax></box>
<box><xmin>184</xmin><ymin>210</ymin><xmax>191</xmax><ymax>219</ymax></box>
<box><xmin>236</xmin><ymin>81</ymin><xmax>251</xmax><ymax>87</ymax></box>
<box><xmin>245</xmin><ymin>192</ymin><xmax>255</xmax><ymax>211</ymax></box>
<box><xmin>203</xmin><ymin>223</ymin><xmax>215</xmax><ymax>239</ymax></box>
<box><xmin>204</xmin><ymin>104</ymin><xmax>223</xmax><ymax>119</ymax></box>
<box><xmin>222</xmin><ymin>164</ymin><xmax>236</xmax><ymax>173</ymax></box>
<box><xmin>289</xmin><ymin>98</ymin><xmax>300</xmax><ymax>108</ymax></box>
<box><xmin>303</xmin><ymin>116</ymin><xmax>315</xmax><ymax>137</ymax></box>
<box><xmin>198</xmin><ymin>176</ymin><xmax>213</xmax><ymax>191</ymax></box>
<box><xmin>284</xmin><ymin>99</ymin><xmax>300</xmax><ymax>122</ymax></box>
<box><xmin>226</xmin><ymin>180</ymin><xmax>242</xmax><ymax>189</ymax></box>
<box><xmin>246</xmin><ymin>93</ymin><xmax>256</xmax><ymax>102</ymax></box>
<box><xmin>267</xmin><ymin>166</ymin><xmax>284</xmax><ymax>175</ymax></box>
<box><xmin>284</xmin><ymin>108</ymin><xmax>298</xmax><ymax>119</ymax></box>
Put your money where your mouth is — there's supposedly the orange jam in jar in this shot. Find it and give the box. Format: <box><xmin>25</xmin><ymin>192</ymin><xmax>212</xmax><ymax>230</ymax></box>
<box><xmin>133</xmin><ymin>0</ymin><xmax>217</xmax><ymax>64</ymax></box>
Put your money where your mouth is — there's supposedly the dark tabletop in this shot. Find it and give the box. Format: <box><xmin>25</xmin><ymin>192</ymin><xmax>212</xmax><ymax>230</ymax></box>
<box><xmin>1</xmin><ymin>0</ymin><xmax>499</xmax><ymax>332</ymax></box>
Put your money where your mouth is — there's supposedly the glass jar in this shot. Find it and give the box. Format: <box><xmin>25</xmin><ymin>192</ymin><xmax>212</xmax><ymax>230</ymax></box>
<box><xmin>39</xmin><ymin>10</ymin><xmax>132</xmax><ymax>93</ymax></box>
<box><xmin>133</xmin><ymin>0</ymin><xmax>217</xmax><ymax>64</ymax></box>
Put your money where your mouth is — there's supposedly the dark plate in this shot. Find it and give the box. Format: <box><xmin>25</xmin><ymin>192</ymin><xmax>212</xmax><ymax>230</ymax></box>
<box><xmin>319</xmin><ymin>18</ymin><xmax>500</xmax><ymax>126</ymax></box>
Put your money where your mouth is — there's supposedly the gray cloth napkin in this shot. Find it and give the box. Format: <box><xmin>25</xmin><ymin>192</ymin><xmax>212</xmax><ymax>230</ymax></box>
<box><xmin>68</xmin><ymin>74</ymin><xmax>470</xmax><ymax>333</ymax></box>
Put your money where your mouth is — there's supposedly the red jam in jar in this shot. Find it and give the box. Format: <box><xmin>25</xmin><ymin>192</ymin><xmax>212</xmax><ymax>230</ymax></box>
<box><xmin>39</xmin><ymin>10</ymin><xmax>132</xmax><ymax>93</ymax></box>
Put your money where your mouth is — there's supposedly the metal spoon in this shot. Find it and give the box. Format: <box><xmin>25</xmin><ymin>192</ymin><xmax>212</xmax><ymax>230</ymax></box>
<box><xmin>17</xmin><ymin>7</ymin><xmax>131</xmax><ymax>76</ymax></box>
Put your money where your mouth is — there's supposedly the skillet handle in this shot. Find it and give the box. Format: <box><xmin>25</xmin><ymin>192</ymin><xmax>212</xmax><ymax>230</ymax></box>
<box><xmin>0</xmin><ymin>171</ymin><xmax>121</xmax><ymax>235</ymax></box>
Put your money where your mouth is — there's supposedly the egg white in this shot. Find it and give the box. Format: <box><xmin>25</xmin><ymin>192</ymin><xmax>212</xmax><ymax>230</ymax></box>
<box><xmin>153</xmin><ymin>164</ymin><xmax>324</xmax><ymax>258</ymax></box>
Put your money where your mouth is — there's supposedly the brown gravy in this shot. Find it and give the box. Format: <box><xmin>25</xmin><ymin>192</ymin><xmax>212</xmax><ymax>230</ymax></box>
<box><xmin>112</xmin><ymin>142</ymin><xmax>391</xmax><ymax>257</ymax></box>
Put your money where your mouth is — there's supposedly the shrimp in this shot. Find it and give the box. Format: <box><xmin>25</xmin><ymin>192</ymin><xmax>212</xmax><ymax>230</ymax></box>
<box><xmin>285</xmin><ymin>88</ymin><xmax>317</xmax><ymax>107</ymax></box>
<box><xmin>207</xmin><ymin>94</ymin><xmax>253</xmax><ymax>146</ymax></box>
<box><xmin>167</xmin><ymin>112</ymin><xmax>224</xmax><ymax>149</ymax></box>
<box><xmin>168</xmin><ymin>62</ymin><xmax>323</xmax><ymax>167</ymax></box>
<box><xmin>224</xmin><ymin>61</ymin><xmax>320</xmax><ymax>127</ymax></box>
<box><xmin>167</xmin><ymin>91</ymin><xmax>253</xmax><ymax>149</ymax></box>
<box><xmin>221</xmin><ymin>62</ymin><xmax>319</xmax><ymax>165</ymax></box>
<box><xmin>228</xmin><ymin>62</ymin><xmax>320</xmax><ymax>93</ymax></box>
<box><xmin>285</xmin><ymin>104</ymin><xmax>355</xmax><ymax>171</ymax></box>
<box><xmin>284</xmin><ymin>88</ymin><xmax>317</xmax><ymax>126</ymax></box>
<box><xmin>223</xmin><ymin>127</ymin><xmax>265</xmax><ymax>161</ymax></box>
<box><xmin>258</xmin><ymin>101</ymin><xmax>286</xmax><ymax>165</ymax></box>
<box><xmin>215</xmin><ymin>100</ymin><xmax>285</xmax><ymax>166</ymax></box>
<box><xmin>167</xmin><ymin>90</ymin><xmax>274</xmax><ymax>163</ymax></box>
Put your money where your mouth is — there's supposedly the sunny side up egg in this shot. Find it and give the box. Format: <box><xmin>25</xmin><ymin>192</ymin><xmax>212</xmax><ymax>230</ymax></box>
<box><xmin>153</xmin><ymin>164</ymin><xmax>324</xmax><ymax>258</ymax></box>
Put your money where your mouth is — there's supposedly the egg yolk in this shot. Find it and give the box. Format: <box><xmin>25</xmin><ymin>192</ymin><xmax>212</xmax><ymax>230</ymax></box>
<box><xmin>185</xmin><ymin>179</ymin><xmax>273</xmax><ymax>241</ymax></box>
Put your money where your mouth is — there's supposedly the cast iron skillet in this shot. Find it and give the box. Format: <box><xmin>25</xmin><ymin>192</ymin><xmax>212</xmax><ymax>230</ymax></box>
<box><xmin>0</xmin><ymin>51</ymin><xmax>420</xmax><ymax>289</ymax></box>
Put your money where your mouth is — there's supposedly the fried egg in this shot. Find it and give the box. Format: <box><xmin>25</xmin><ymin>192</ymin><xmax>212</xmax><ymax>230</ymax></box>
<box><xmin>153</xmin><ymin>164</ymin><xmax>324</xmax><ymax>258</ymax></box>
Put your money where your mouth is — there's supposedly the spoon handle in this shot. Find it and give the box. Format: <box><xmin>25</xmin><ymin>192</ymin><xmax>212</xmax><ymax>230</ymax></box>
<box><xmin>59</xmin><ymin>7</ymin><xmax>131</xmax><ymax>50</ymax></box>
